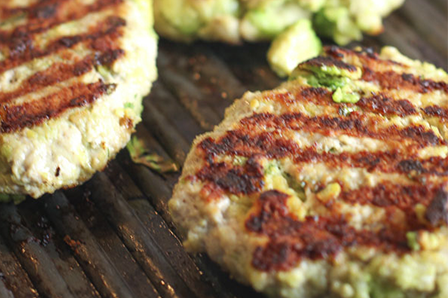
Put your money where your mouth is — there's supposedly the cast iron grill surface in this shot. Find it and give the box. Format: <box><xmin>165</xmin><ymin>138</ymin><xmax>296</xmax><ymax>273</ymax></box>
<box><xmin>0</xmin><ymin>0</ymin><xmax>446</xmax><ymax>297</ymax></box>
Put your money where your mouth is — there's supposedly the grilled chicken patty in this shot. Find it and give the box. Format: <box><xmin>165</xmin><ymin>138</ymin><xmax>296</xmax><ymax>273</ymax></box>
<box><xmin>169</xmin><ymin>47</ymin><xmax>448</xmax><ymax>298</ymax></box>
<box><xmin>0</xmin><ymin>0</ymin><xmax>157</xmax><ymax>198</ymax></box>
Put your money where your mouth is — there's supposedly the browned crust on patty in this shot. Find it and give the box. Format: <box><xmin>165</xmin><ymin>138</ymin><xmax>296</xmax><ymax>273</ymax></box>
<box><xmin>186</xmin><ymin>46</ymin><xmax>448</xmax><ymax>272</ymax></box>
<box><xmin>0</xmin><ymin>0</ymin><xmax>126</xmax><ymax>133</ymax></box>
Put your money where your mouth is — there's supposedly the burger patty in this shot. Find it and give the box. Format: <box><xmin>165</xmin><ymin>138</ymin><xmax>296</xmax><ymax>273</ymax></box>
<box><xmin>169</xmin><ymin>46</ymin><xmax>448</xmax><ymax>298</ymax></box>
<box><xmin>0</xmin><ymin>0</ymin><xmax>158</xmax><ymax>198</ymax></box>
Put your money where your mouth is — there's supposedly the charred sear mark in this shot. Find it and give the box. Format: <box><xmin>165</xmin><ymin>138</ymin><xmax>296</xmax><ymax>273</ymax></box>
<box><xmin>199</xmin><ymin>131</ymin><xmax>299</xmax><ymax>161</ymax></box>
<box><xmin>423</xmin><ymin>106</ymin><xmax>448</xmax><ymax>120</ymax></box>
<box><xmin>301</xmin><ymin>56</ymin><xmax>357</xmax><ymax>72</ymax></box>
<box><xmin>246</xmin><ymin>190</ymin><xmax>411</xmax><ymax>271</ymax></box>
<box><xmin>0</xmin><ymin>48</ymin><xmax>124</xmax><ymax>104</ymax></box>
<box><xmin>270</xmin><ymin>87</ymin><xmax>332</xmax><ymax>105</ymax></box>
<box><xmin>399</xmin><ymin>125</ymin><xmax>442</xmax><ymax>146</ymax></box>
<box><xmin>197</xmin><ymin>130</ymin><xmax>447</xmax><ymax>179</ymax></box>
<box><xmin>339</xmin><ymin>182</ymin><xmax>442</xmax><ymax>226</ymax></box>
<box><xmin>0</xmin><ymin>0</ymin><xmax>124</xmax><ymax>44</ymax></box>
<box><xmin>196</xmin><ymin>156</ymin><xmax>264</xmax><ymax>195</ymax></box>
<box><xmin>425</xmin><ymin>188</ymin><xmax>448</xmax><ymax>226</ymax></box>
<box><xmin>323</xmin><ymin>46</ymin><xmax>404</xmax><ymax>68</ymax></box>
<box><xmin>0</xmin><ymin>81</ymin><xmax>115</xmax><ymax>133</ymax></box>
<box><xmin>30</xmin><ymin>2</ymin><xmax>59</xmax><ymax>19</ymax></box>
<box><xmin>397</xmin><ymin>160</ymin><xmax>425</xmax><ymax>173</ymax></box>
<box><xmin>362</xmin><ymin>68</ymin><xmax>448</xmax><ymax>94</ymax></box>
<box><xmin>0</xmin><ymin>15</ymin><xmax>126</xmax><ymax>74</ymax></box>
<box><xmin>357</xmin><ymin>94</ymin><xmax>417</xmax><ymax>117</ymax></box>
<box><xmin>240</xmin><ymin>112</ymin><xmax>444</xmax><ymax>146</ymax></box>
<box><xmin>1</xmin><ymin>0</ymin><xmax>65</xmax><ymax>20</ymax></box>
<box><xmin>273</xmin><ymin>87</ymin><xmax>447</xmax><ymax>121</ymax></box>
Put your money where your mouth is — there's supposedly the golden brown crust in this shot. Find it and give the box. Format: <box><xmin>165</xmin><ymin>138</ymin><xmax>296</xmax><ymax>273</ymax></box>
<box><xmin>0</xmin><ymin>0</ymin><xmax>125</xmax><ymax>133</ymax></box>
<box><xmin>185</xmin><ymin>47</ymin><xmax>448</xmax><ymax>272</ymax></box>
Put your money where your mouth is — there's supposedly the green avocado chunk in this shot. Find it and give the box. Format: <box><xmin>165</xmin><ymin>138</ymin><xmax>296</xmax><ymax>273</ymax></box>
<box><xmin>290</xmin><ymin>55</ymin><xmax>362</xmax><ymax>103</ymax></box>
<box><xmin>267</xmin><ymin>19</ymin><xmax>322</xmax><ymax>77</ymax></box>
<box><xmin>0</xmin><ymin>194</ymin><xmax>26</xmax><ymax>204</ymax></box>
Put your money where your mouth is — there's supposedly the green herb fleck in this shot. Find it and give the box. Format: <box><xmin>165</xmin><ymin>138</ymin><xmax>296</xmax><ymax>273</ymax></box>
<box><xmin>0</xmin><ymin>194</ymin><xmax>26</xmax><ymax>205</ymax></box>
<box><xmin>124</xmin><ymin>102</ymin><xmax>134</xmax><ymax>109</ymax></box>
<box><xmin>406</xmin><ymin>232</ymin><xmax>421</xmax><ymax>251</ymax></box>
<box><xmin>127</xmin><ymin>136</ymin><xmax>179</xmax><ymax>173</ymax></box>
<box><xmin>332</xmin><ymin>87</ymin><xmax>360</xmax><ymax>103</ymax></box>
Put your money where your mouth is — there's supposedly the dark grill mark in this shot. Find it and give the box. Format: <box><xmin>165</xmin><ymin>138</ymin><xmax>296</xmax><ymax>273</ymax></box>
<box><xmin>362</xmin><ymin>68</ymin><xmax>448</xmax><ymax>94</ymax></box>
<box><xmin>196</xmin><ymin>131</ymin><xmax>448</xmax><ymax>214</ymax></box>
<box><xmin>0</xmin><ymin>0</ymin><xmax>123</xmax><ymax>44</ymax></box>
<box><xmin>246</xmin><ymin>190</ymin><xmax>413</xmax><ymax>271</ymax></box>
<box><xmin>324</xmin><ymin>46</ymin><xmax>404</xmax><ymax>68</ymax></box>
<box><xmin>269</xmin><ymin>87</ymin><xmax>331</xmax><ymax>105</ymax></box>
<box><xmin>423</xmin><ymin>106</ymin><xmax>448</xmax><ymax>120</ymax></box>
<box><xmin>31</xmin><ymin>2</ymin><xmax>59</xmax><ymax>19</ymax></box>
<box><xmin>196</xmin><ymin>156</ymin><xmax>265</xmax><ymax>195</ymax></box>
<box><xmin>0</xmin><ymin>15</ymin><xmax>126</xmax><ymax>74</ymax></box>
<box><xmin>339</xmin><ymin>182</ymin><xmax>442</xmax><ymax>228</ymax></box>
<box><xmin>425</xmin><ymin>188</ymin><xmax>448</xmax><ymax>226</ymax></box>
<box><xmin>240</xmin><ymin>112</ymin><xmax>444</xmax><ymax>146</ymax></box>
<box><xmin>273</xmin><ymin>87</ymin><xmax>447</xmax><ymax>121</ymax></box>
<box><xmin>200</xmin><ymin>131</ymin><xmax>447</xmax><ymax>176</ymax></box>
<box><xmin>0</xmin><ymin>81</ymin><xmax>115</xmax><ymax>133</ymax></box>
<box><xmin>0</xmin><ymin>49</ymin><xmax>124</xmax><ymax>104</ymax></box>
<box><xmin>1</xmin><ymin>0</ymin><xmax>66</xmax><ymax>20</ymax></box>
<box><xmin>357</xmin><ymin>94</ymin><xmax>417</xmax><ymax>117</ymax></box>
<box><xmin>397</xmin><ymin>160</ymin><xmax>425</xmax><ymax>173</ymax></box>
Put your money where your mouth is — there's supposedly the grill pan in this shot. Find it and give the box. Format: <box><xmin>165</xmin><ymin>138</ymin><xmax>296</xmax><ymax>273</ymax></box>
<box><xmin>0</xmin><ymin>0</ymin><xmax>446</xmax><ymax>297</ymax></box>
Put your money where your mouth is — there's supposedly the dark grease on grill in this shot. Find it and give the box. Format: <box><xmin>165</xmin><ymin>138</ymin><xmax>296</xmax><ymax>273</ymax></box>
<box><xmin>246</xmin><ymin>190</ymin><xmax>411</xmax><ymax>271</ymax></box>
<box><xmin>362</xmin><ymin>68</ymin><xmax>448</xmax><ymax>94</ymax></box>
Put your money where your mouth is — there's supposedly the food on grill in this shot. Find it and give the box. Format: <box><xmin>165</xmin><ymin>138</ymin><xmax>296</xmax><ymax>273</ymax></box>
<box><xmin>169</xmin><ymin>46</ymin><xmax>448</xmax><ymax>298</ymax></box>
<box><xmin>0</xmin><ymin>0</ymin><xmax>158</xmax><ymax>198</ymax></box>
<box><xmin>267</xmin><ymin>19</ymin><xmax>321</xmax><ymax>77</ymax></box>
<box><xmin>313</xmin><ymin>0</ymin><xmax>405</xmax><ymax>45</ymax></box>
<box><xmin>153</xmin><ymin>0</ymin><xmax>404</xmax><ymax>45</ymax></box>
<box><xmin>154</xmin><ymin>0</ymin><xmax>404</xmax><ymax>77</ymax></box>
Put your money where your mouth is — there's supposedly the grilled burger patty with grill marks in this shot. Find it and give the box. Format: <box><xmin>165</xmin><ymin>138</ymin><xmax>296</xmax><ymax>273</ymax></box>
<box><xmin>169</xmin><ymin>47</ymin><xmax>448</xmax><ymax>298</ymax></box>
<box><xmin>0</xmin><ymin>0</ymin><xmax>157</xmax><ymax>198</ymax></box>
